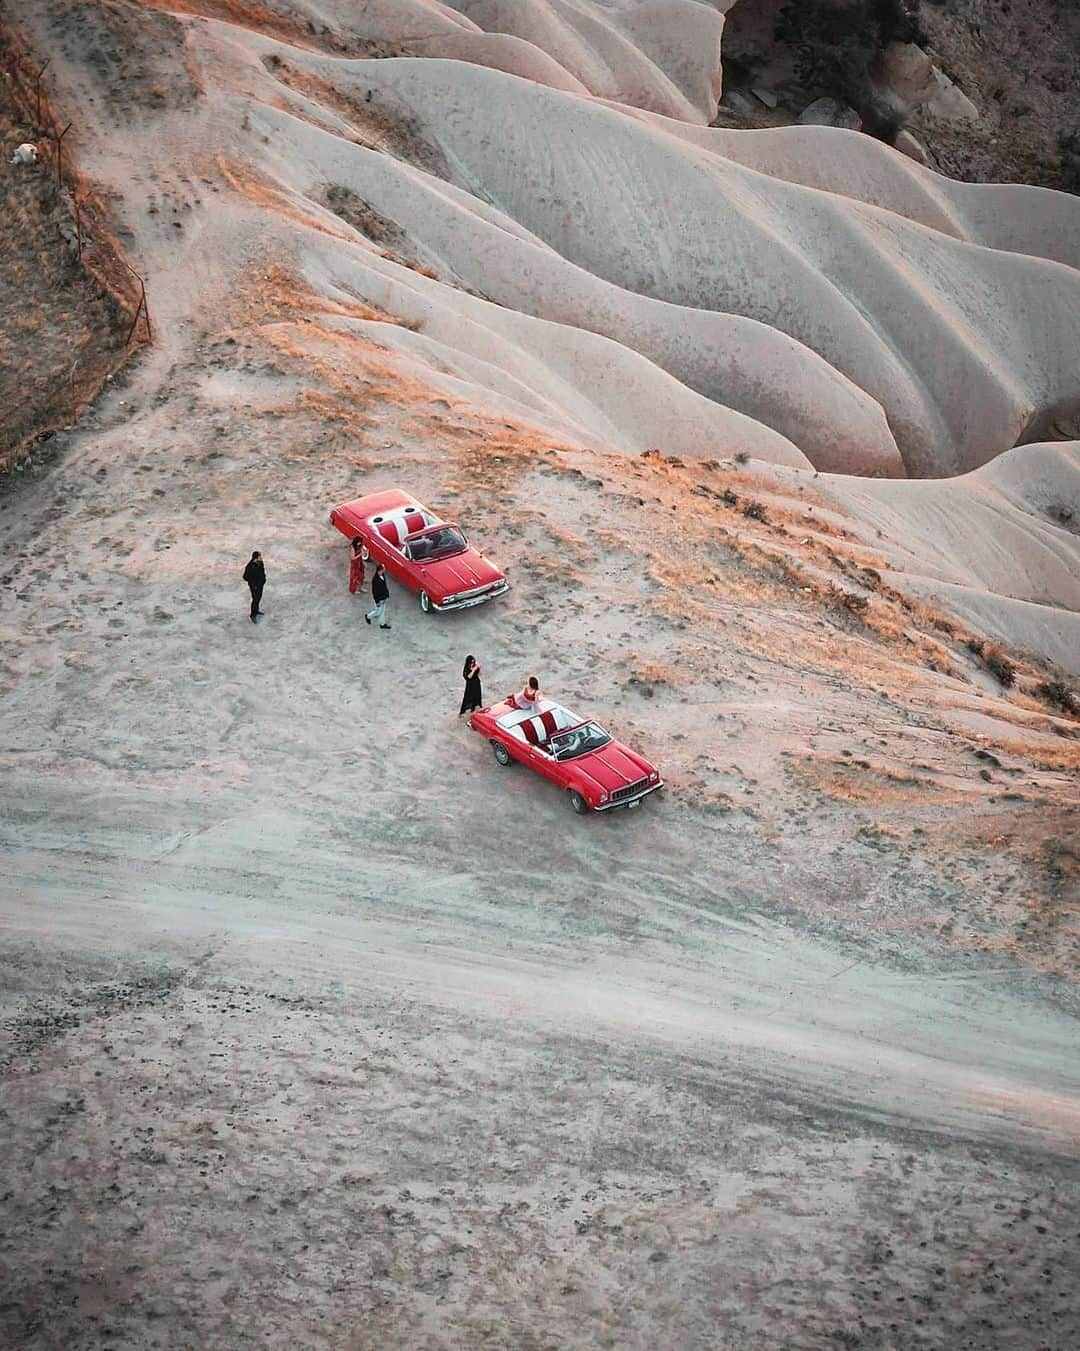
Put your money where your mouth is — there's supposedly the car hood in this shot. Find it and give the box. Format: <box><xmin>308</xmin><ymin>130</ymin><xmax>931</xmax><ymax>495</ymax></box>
<box><xmin>571</xmin><ymin>742</ymin><xmax>655</xmax><ymax>793</ymax></box>
<box><xmin>418</xmin><ymin>549</ymin><xmax>504</xmax><ymax>595</ymax></box>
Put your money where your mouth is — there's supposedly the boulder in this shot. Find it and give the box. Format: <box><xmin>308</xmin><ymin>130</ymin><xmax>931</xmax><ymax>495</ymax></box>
<box><xmin>797</xmin><ymin>97</ymin><xmax>862</xmax><ymax>131</ymax></box>
<box><xmin>922</xmin><ymin>71</ymin><xmax>980</xmax><ymax>127</ymax></box>
<box><xmin>874</xmin><ymin>43</ymin><xmax>936</xmax><ymax>110</ymax></box>
<box><xmin>721</xmin><ymin>88</ymin><xmax>760</xmax><ymax>117</ymax></box>
<box><xmin>895</xmin><ymin>129</ymin><xmax>928</xmax><ymax>165</ymax></box>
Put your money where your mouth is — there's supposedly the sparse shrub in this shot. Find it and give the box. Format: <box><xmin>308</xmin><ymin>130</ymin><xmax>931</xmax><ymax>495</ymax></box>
<box><xmin>1034</xmin><ymin>679</ymin><xmax>1079</xmax><ymax>717</ymax></box>
<box><xmin>721</xmin><ymin>487</ymin><xmax>739</xmax><ymax>507</ymax></box>
<box><xmin>742</xmin><ymin>499</ymin><xmax>768</xmax><ymax>522</ymax></box>
<box><xmin>734</xmin><ymin>450</ymin><xmax>750</xmax><ymax>465</ymax></box>
<box><xmin>984</xmin><ymin>648</ymin><xmax>1016</xmax><ymax>687</ymax></box>
<box><xmin>966</xmin><ymin>637</ymin><xmax>985</xmax><ymax>658</ymax></box>
<box><xmin>830</xmin><ymin>585</ymin><xmax>869</xmax><ymax>616</ymax></box>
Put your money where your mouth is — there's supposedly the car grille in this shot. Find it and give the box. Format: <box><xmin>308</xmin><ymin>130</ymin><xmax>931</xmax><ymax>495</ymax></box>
<box><xmin>447</xmin><ymin>581</ymin><xmax>504</xmax><ymax>602</ymax></box>
<box><xmin>610</xmin><ymin>777</ymin><xmax>649</xmax><ymax>804</ymax></box>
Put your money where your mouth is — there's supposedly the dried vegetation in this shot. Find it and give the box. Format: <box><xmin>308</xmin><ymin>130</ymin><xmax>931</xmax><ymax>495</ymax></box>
<box><xmin>0</xmin><ymin>27</ymin><xmax>141</xmax><ymax>471</ymax></box>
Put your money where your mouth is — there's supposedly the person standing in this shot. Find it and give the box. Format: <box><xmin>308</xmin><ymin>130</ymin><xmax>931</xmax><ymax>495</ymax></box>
<box><xmin>348</xmin><ymin>537</ymin><xmax>368</xmax><ymax>595</ymax></box>
<box><xmin>365</xmin><ymin>563</ymin><xmax>391</xmax><ymax>629</ymax></box>
<box><xmin>460</xmin><ymin>655</ymin><xmax>483</xmax><ymax>716</ymax></box>
<box><xmin>243</xmin><ymin>550</ymin><xmax>265</xmax><ymax>623</ymax></box>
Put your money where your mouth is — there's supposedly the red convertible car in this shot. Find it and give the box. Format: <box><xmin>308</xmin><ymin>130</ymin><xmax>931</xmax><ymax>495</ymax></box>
<box><xmin>329</xmin><ymin>489</ymin><xmax>509</xmax><ymax>613</ymax></box>
<box><xmin>469</xmin><ymin>696</ymin><xmax>663</xmax><ymax>814</ymax></box>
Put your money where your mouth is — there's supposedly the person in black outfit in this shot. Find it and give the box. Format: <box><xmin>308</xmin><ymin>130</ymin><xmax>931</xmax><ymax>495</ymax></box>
<box><xmin>243</xmin><ymin>550</ymin><xmax>265</xmax><ymax>623</ymax></box>
<box><xmin>365</xmin><ymin>563</ymin><xmax>391</xmax><ymax>629</ymax></box>
<box><xmin>460</xmin><ymin>655</ymin><xmax>483</xmax><ymax>716</ymax></box>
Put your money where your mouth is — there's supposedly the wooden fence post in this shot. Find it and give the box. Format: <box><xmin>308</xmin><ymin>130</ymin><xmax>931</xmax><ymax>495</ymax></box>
<box><xmin>35</xmin><ymin>58</ymin><xmax>49</xmax><ymax>126</ymax></box>
<box><xmin>55</xmin><ymin>121</ymin><xmax>72</xmax><ymax>186</ymax></box>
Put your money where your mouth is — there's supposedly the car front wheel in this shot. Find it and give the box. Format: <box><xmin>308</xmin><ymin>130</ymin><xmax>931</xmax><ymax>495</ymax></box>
<box><xmin>419</xmin><ymin>590</ymin><xmax>432</xmax><ymax>613</ymax></box>
<box><xmin>568</xmin><ymin>790</ymin><xmax>589</xmax><ymax>815</ymax></box>
<box><xmin>491</xmin><ymin>740</ymin><xmax>512</xmax><ymax>767</ymax></box>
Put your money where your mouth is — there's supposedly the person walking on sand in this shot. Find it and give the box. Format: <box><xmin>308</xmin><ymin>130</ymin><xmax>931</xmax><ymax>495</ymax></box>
<box><xmin>365</xmin><ymin>563</ymin><xmax>391</xmax><ymax>629</ymax></box>
<box><xmin>348</xmin><ymin>537</ymin><xmax>369</xmax><ymax>595</ymax></box>
<box><xmin>460</xmin><ymin>655</ymin><xmax>483</xmax><ymax>716</ymax></box>
<box><xmin>513</xmin><ymin>675</ymin><xmax>541</xmax><ymax>710</ymax></box>
<box><xmin>243</xmin><ymin>550</ymin><xmax>265</xmax><ymax>623</ymax></box>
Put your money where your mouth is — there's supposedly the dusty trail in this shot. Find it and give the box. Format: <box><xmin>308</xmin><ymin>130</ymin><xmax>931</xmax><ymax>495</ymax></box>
<box><xmin>4</xmin><ymin>776</ymin><xmax>1079</xmax><ymax>1150</ymax></box>
<box><xmin>3</xmin><ymin>771</ymin><xmax>1080</xmax><ymax>1347</ymax></box>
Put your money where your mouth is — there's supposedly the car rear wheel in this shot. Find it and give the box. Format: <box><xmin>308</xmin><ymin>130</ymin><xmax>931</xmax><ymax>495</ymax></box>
<box><xmin>419</xmin><ymin>590</ymin><xmax>432</xmax><ymax>614</ymax></box>
<box><xmin>568</xmin><ymin>790</ymin><xmax>589</xmax><ymax>815</ymax></box>
<box><xmin>491</xmin><ymin>740</ymin><xmax>512</xmax><ymax>767</ymax></box>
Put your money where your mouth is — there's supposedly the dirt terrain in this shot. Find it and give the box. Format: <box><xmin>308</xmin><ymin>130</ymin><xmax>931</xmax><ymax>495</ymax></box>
<box><xmin>1</xmin><ymin>1</ymin><xmax>1078</xmax><ymax>1347</ymax></box>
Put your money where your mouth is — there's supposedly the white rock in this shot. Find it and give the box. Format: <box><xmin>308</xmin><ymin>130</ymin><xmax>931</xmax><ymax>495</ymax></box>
<box><xmin>895</xmin><ymin>130</ymin><xmax>928</xmax><ymax>165</ymax></box>
<box><xmin>721</xmin><ymin>89</ymin><xmax>759</xmax><ymax>117</ymax></box>
<box><xmin>923</xmin><ymin>70</ymin><xmax>980</xmax><ymax>126</ymax></box>
<box><xmin>10</xmin><ymin>142</ymin><xmax>39</xmax><ymax>165</ymax></box>
<box><xmin>875</xmin><ymin>43</ymin><xmax>937</xmax><ymax>108</ymax></box>
<box><xmin>797</xmin><ymin>98</ymin><xmax>862</xmax><ymax>131</ymax></box>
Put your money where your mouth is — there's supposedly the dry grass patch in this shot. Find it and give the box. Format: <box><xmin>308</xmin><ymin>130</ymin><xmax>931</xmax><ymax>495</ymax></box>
<box><xmin>261</xmin><ymin>59</ymin><xmax>450</xmax><ymax>176</ymax></box>
<box><xmin>0</xmin><ymin>42</ymin><xmax>139</xmax><ymax>469</ymax></box>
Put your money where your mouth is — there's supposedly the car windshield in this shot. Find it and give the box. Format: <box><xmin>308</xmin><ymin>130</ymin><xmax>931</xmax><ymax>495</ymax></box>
<box><xmin>407</xmin><ymin>526</ymin><xmax>466</xmax><ymax>561</ymax></box>
<box><xmin>550</xmin><ymin>722</ymin><xmax>611</xmax><ymax>760</ymax></box>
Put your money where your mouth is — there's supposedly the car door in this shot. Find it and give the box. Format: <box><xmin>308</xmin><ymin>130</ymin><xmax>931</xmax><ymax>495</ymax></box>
<box><xmin>365</xmin><ymin>527</ymin><xmax>414</xmax><ymax>591</ymax></box>
<box><xmin>526</xmin><ymin>744</ymin><xmax>564</xmax><ymax>786</ymax></box>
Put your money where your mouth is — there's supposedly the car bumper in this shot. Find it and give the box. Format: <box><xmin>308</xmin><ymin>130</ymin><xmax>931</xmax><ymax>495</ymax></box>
<box><xmin>433</xmin><ymin>580</ymin><xmax>510</xmax><ymax>611</ymax></box>
<box><xmin>595</xmin><ymin>780</ymin><xmax>663</xmax><ymax>811</ymax></box>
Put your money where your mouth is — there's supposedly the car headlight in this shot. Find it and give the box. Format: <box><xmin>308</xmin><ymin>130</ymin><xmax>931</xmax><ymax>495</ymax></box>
<box><xmin>599</xmin><ymin>791</ymin><xmax>608</xmax><ymax>804</ymax></box>
<box><xmin>649</xmin><ymin>772</ymin><xmax>658</xmax><ymax>782</ymax></box>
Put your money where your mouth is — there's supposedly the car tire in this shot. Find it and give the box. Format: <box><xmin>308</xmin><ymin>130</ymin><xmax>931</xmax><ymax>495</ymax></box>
<box><xmin>568</xmin><ymin>789</ymin><xmax>589</xmax><ymax>815</ymax></box>
<box><xmin>491</xmin><ymin>740</ymin><xmax>512</xmax><ymax>767</ymax></box>
<box><xmin>419</xmin><ymin>590</ymin><xmax>432</xmax><ymax>614</ymax></box>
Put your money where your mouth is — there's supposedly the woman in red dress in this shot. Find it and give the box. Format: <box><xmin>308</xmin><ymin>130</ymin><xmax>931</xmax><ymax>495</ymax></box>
<box><xmin>348</xmin><ymin>537</ymin><xmax>368</xmax><ymax>594</ymax></box>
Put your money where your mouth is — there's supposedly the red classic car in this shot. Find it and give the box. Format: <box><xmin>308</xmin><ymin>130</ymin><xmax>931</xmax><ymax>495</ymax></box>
<box><xmin>469</xmin><ymin>697</ymin><xmax>663</xmax><ymax>813</ymax></box>
<box><xmin>330</xmin><ymin>489</ymin><xmax>509</xmax><ymax>612</ymax></box>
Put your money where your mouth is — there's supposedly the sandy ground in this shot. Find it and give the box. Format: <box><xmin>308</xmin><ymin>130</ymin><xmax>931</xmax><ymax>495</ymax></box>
<box><xmin>2</xmin><ymin>1</ymin><xmax>1079</xmax><ymax>1347</ymax></box>
<box><xmin>2</xmin><ymin>342</ymin><xmax>1079</xmax><ymax>1348</ymax></box>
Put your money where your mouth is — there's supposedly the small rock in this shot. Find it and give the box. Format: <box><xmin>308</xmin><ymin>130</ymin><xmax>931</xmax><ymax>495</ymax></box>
<box><xmin>874</xmin><ymin>42</ymin><xmax>937</xmax><ymax>109</ymax></box>
<box><xmin>895</xmin><ymin>130</ymin><xmax>928</xmax><ymax>165</ymax></box>
<box><xmin>922</xmin><ymin>70</ymin><xmax>980</xmax><ymax>127</ymax></box>
<box><xmin>798</xmin><ymin>98</ymin><xmax>861</xmax><ymax>131</ymax></box>
<box><xmin>751</xmin><ymin>86</ymin><xmax>778</xmax><ymax>110</ymax></box>
<box><xmin>721</xmin><ymin>89</ymin><xmax>759</xmax><ymax>118</ymax></box>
